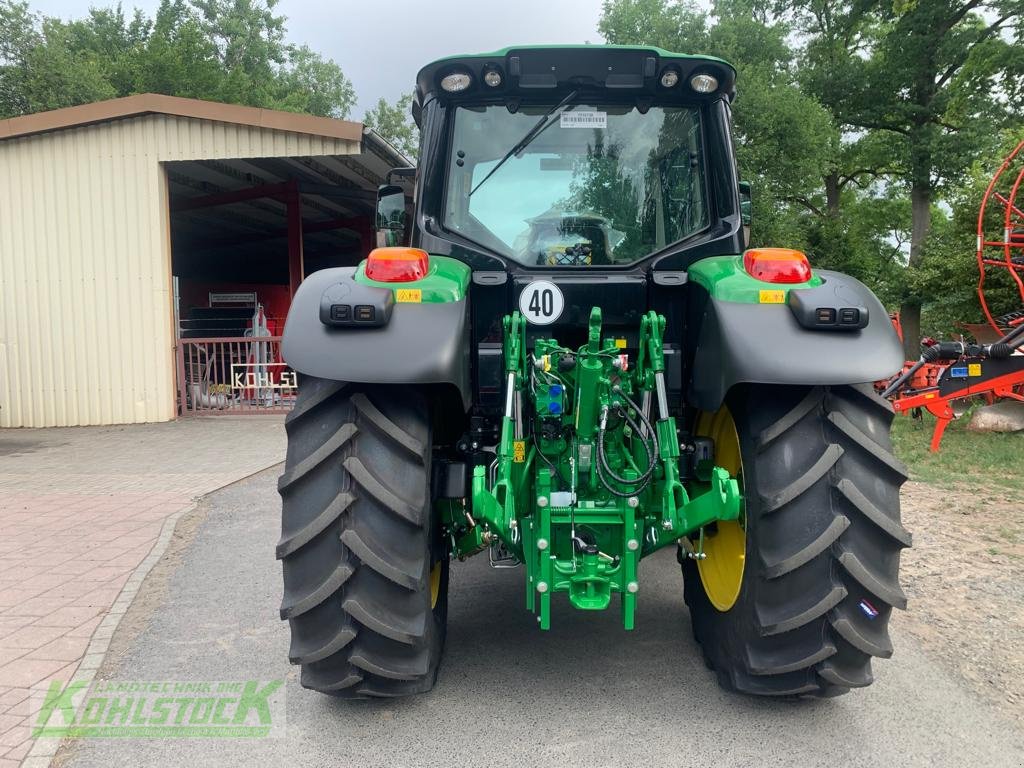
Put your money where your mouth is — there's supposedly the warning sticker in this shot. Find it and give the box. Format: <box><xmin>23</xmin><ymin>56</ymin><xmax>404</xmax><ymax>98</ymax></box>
<box><xmin>759</xmin><ymin>289</ymin><xmax>786</xmax><ymax>304</ymax></box>
<box><xmin>560</xmin><ymin>111</ymin><xmax>607</xmax><ymax>129</ymax></box>
<box><xmin>395</xmin><ymin>288</ymin><xmax>422</xmax><ymax>303</ymax></box>
<box><xmin>513</xmin><ymin>440</ymin><xmax>526</xmax><ymax>463</ymax></box>
<box><xmin>968</xmin><ymin>363</ymin><xmax>982</xmax><ymax>377</ymax></box>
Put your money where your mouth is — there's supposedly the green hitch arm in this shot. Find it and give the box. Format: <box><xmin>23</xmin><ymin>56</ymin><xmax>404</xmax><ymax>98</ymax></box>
<box><xmin>575</xmin><ymin>307</ymin><xmax>604</xmax><ymax>441</ymax></box>
<box><xmin>468</xmin><ymin>311</ymin><xmax>527</xmax><ymax>558</ymax></box>
<box><xmin>645</xmin><ymin>466</ymin><xmax>742</xmax><ymax>553</ymax></box>
<box><xmin>640</xmin><ymin>311</ymin><xmax>687</xmax><ymax>530</ymax></box>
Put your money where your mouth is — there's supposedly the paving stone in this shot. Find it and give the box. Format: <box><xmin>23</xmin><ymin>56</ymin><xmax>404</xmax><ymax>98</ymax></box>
<box><xmin>31</xmin><ymin>606</ymin><xmax>104</xmax><ymax>628</ymax></box>
<box><xmin>0</xmin><ymin>724</ymin><xmax>29</xmax><ymax>748</ymax></box>
<box><xmin>0</xmin><ymin>658</ymin><xmax>68</xmax><ymax>688</ymax></box>
<box><xmin>2</xmin><ymin>737</ymin><xmax>32</xmax><ymax>760</ymax></box>
<box><xmin>64</xmin><ymin>616</ymin><xmax>103</xmax><ymax>639</ymax></box>
<box><xmin>0</xmin><ymin>418</ymin><xmax>285</xmax><ymax>760</ymax></box>
<box><xmin>24</xmin><ymin>636</ymin><xmax>91</xmax><ymax>662</ymax></box>
<box><xmin>0</xmin><ymin>649</ymin><xmax>26</xmax><ymax>669</ymax></box>
<box><xmin>0</xmin><ymin>688</ymin><xmax>28</xmax><ymax>712</ymax></box>
<box><xmin>0</xmin><ymin>625</ymin><xmax>67</xmax><ymax>650</ymax></box>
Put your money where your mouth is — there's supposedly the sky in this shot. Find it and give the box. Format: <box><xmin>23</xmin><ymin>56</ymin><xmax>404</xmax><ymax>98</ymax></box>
<box><xmin>27</xmin><ymin>0</ymin><xmax>606</xmax><ymax>119</ymax></box>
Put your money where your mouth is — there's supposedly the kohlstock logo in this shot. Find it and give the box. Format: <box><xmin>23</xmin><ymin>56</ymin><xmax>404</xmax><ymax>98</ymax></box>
<box><xmin>33</xmin><ymin>680</ymin><xmax>285</xmax><ymax>738</ymax></box>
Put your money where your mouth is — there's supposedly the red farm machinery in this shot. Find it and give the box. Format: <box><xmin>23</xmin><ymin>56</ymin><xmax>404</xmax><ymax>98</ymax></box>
<box><xmin>882</xmin><ymin>138</ymin><xmax>1024</xmax><ymax>450</ymax></box>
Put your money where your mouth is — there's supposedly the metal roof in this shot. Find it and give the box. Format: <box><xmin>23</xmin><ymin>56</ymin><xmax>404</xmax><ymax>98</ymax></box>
<box><xmin>1</xmin><ymin>93</ymin><xmax>362</xmax><ymax>142</ymax></box>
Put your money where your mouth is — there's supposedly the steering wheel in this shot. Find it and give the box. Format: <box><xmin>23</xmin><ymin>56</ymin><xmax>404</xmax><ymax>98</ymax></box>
<box><xmin>537</xmin><ymin>242</ymin><xmax>593</xmax><ymax>266</ymax></box>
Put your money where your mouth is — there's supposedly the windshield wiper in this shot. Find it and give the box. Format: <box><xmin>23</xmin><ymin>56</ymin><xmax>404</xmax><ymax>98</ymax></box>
<box><xmin>468</xmin><ymin>90</ymin><xmax>579</xmax><ymax>197</ymax></box>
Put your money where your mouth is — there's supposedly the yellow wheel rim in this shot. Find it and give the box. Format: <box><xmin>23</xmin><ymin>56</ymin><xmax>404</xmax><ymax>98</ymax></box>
<box><xmin>693</xmin><ymin>406</ymin><xmax>746</xmax><ymax>612</ymax></box>
<box><xmin>429</xmin><ymin>562</ymin><xmax>442</xmax><ymax>609</ymax></box>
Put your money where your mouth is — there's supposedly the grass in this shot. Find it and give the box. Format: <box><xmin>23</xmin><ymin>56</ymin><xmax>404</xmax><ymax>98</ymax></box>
<box><xmin>890</xmin><ymin>409</ymin><xmax>1024</xmax><ymax>497</ymax></box>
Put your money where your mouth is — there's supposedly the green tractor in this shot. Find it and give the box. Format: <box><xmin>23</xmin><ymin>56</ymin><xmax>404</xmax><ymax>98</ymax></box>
<box><xmin>276</xmin><ymin>46</ymin><xmax>910</xmax><ymax>699</ymax></box>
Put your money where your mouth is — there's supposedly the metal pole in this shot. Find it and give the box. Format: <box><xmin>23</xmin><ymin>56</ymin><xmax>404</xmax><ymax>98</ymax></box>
<box><xmin>286</xmin><ymin>180</ymin><xmax>305</xmax><ymax>298</ymax></box>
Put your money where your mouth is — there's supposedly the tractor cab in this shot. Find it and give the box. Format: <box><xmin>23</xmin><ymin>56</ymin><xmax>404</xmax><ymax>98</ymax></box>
<box><xmin>375</xmin><ymin>47</ymin><xmax>747</xmax><ymax>411</ymax></box>
<box><xmin>384</xmin><ymin>46</ymin><xmax>744</xmax><ymax>273</ymax></box>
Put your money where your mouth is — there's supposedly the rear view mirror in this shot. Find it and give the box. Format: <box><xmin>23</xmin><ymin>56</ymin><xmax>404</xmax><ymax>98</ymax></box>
<box><xmin>738</xmin><ymin>181</ymin><xmax>752</xmax><ymax>225</ymax></box>
<box><xmin>738</xmin><ymin>181</ymin><xmax>752</xmax><ymax>248</ymax></box>
<box><xmin>375</xmin><ymin>184</ymin><xmax>407</xmax><ymax>247</ymax></box>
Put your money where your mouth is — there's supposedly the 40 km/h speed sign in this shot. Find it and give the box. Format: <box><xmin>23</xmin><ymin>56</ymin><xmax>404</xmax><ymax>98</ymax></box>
<box><xmin>519</xmin><ymin>281</ymin><xmax>564</xmax><ymax>325</ymax></box>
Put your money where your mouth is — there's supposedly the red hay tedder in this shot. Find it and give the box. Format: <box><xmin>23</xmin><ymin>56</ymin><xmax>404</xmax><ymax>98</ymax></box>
<box><xmin>881</xmin><ymin>138</ymin><xmax>1024</xmax><ymax>451</ymax></box>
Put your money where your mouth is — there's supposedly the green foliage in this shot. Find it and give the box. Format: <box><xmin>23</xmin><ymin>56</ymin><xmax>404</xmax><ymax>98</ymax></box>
<box><xmin>273</xmin><ymin>45</ymin><xmax>355</xmax><ymax>119</ymax></box>
<box><xmin>599</xmin><ymin>0</ymin><xmax>1024</xmax><ymax>341</ymax></box>
<box><xmin>600</xmin><ymin>0</ymin><xmax>838</xmax><ymax>250</ymax></box>
<box><xmin>362</xmin><ymin>92</ymin><xmax>418</xmax><ymax>160</ymax></box>
<box><xmin>0</xmin><ymin>0</ymin><xmax>355</xmax><ymax>118</ymax></box>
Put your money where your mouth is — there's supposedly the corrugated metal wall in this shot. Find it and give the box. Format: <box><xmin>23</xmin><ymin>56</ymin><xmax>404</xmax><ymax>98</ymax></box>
<box><xmin>0</xmin><ymin>115</ymin><xmax>359</xmax><ymax>427</ymax></box>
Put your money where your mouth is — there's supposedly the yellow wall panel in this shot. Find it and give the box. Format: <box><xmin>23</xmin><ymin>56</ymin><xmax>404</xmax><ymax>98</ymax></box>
<box><xmin>0</xmin><ymin>114</ymin><xmax>361</xmax><ymax>427</ymax></box>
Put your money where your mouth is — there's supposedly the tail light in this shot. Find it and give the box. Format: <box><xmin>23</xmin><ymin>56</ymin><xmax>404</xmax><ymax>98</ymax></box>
<box><xmin>742</xmin><ymin>248</ymin><xmax>812</xmax><ymax>284</ymax></box>
<box><xmin>365</xmin><ymin>247</ymin><xmax>430</xmax><ymax>282</ymax></box>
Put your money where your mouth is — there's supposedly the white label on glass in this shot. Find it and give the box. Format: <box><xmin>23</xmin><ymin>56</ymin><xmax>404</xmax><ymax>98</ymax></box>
<box><xmin>560</xmin><ymin>111</ymin><xmax>607</xmax><ymax>129</ymax></box>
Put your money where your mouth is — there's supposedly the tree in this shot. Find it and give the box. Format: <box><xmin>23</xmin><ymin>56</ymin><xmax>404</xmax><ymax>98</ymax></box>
<box><xmin>916</xmin><ymin>128</ymin><xmax>1024</xmax><ymax>336</ymax></box>
<box><xmin>0</xmin><ymin>0</ymin><xmax>356</xmax><ymax>119</ymax></box>
<box><xmin>599</xmin><ymin>0</ymin><xmax>839</xmax><ymax>252</ymax></box>
<box><xmin>363</xmin><ymin>92</ymin><xmax>417</xmax><ymax>160</ymax></box>
<box><xmin>600</xmin><ymin>0</ymin><xmax>1024</xmax><ymax>350</ymax></box>
<box><xmin>273</xmin><ymin>45</ymin><xmax>354</xmax><ymax>119</ymax></box>
<box><xmin>796</xmin><ymin>0</ymin><xmax>1024</xmax><ymax>355</ymax></box>
<box><xmin>135</xmin><ymin>1</ymin><xmax>222</xmax><ymax>100</ymax></box>
<box><xmin>0</xmin><ymin>1</ymin><xmax>42</xmax><ymax>115</ymax></box>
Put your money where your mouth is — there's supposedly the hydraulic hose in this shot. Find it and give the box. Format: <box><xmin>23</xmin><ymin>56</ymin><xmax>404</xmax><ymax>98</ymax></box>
<box><xmin>883</xmin><ymin>326</ymin><xmax>1024</xmax><ymax>399</ymax></box>
<box><xmin>615</xmin><ymin>387</ymin><xmax>660</xmax><ymax>455</ymax></box>
<box><xmin>881</xmin><ymin>343</ymin><xmax>957</xmax><ymax>398</ymax></box>
<box><xmin>597</xmin><ymin>407</ymin><xmax>656</xmax><ymax>493</ymax></box>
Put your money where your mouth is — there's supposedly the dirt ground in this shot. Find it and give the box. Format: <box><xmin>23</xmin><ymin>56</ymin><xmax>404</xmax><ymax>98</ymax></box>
<box><xmin>898</xmin><ymin>480</ymin><xmax>1024</xmax><ymax>725</ymax></box>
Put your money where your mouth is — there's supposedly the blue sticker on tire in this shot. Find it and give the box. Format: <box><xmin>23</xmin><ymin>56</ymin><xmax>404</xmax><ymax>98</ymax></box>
<box><xmin>859</xmin><ymin>599</ymin><xmax>880</xmax><ymax>619</ymax></box>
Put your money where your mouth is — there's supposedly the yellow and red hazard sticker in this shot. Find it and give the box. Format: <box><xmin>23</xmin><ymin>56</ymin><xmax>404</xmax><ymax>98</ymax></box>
<box><xmin>395</xmin><ymin>288</ymin><xmax>422</xmax><ymax>303</ymax></box>
<box><xmin>513</xmin><ymin>440</ymin><xmax>526</xmax><ymax>463</ymax></box>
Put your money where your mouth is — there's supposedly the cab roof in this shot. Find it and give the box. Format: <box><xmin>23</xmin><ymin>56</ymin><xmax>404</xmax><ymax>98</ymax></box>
<box><xmin>415</xmin><ymin>45</ymin><xmax>737</xmax><ymax>104</ymax></box>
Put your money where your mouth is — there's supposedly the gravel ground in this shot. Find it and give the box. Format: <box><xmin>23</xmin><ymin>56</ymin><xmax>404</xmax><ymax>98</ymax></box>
<box><xmin>54</xmin><ymin>468</ymin><xmax>1024</xmax><ymax>768</ymax></box>
<box><xmin>898</xmin><ymin>480</ymin><xmax>1024</xmax><ymax>725</ymax></box>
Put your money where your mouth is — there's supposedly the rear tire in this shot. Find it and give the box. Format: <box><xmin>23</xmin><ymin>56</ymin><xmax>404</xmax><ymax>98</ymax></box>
<box><xmin>277</xmin><ymin>377</ymin><xmax>448</xmax><ymax>698</ymax></box>
<box><xmin>683</xmin><ymin>384</ymin><xmax>910</xmax><ymax>697</ymax></box>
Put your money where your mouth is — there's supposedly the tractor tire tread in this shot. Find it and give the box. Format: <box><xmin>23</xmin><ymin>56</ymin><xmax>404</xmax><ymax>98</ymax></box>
<box><xmin>684</xmin><ymin>384</ymin><xmax>907</xmax><ymax>698</ymax></box>
<box><xmin>762</xmin><ymin>514</ymin><xmax>849</xmax><ymax>579</ymax></box>
<box><xmin>278</xmin><ymin>380</ymin><xmax>446</xmax><ymax>699</ymax></box>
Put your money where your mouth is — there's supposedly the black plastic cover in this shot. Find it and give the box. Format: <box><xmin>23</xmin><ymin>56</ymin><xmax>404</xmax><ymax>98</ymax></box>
<box><xmin>688</xmin><ymin>270</ymin><xmax>903</xmax><ymax>411</ymax></box>
<box><xmin>318</xmin><ymin>277</ymin><xmax>394</xmax><ymax>328</ymax></box>
<box><xmin>788</xmin><ymin>279</ymin><xmax>869</xmax><ymax>331</ymax></box>
<box><xmin>283</xmin><ymin>267</ymin><xmax>471</xmax><ymax>409</ymax></box>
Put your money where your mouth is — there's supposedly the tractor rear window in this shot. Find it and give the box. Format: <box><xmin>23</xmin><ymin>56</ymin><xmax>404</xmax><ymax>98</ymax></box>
<box><xmin>443</xmin><ymin>103</ymin><xmax>708</xmax><ymax>266</ymax></box>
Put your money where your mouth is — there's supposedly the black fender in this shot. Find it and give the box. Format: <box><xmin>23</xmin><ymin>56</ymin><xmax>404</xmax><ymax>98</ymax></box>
<box><xmin>688</xmin><ymin>270</ymin><xmax>903</xmax><ymax>411</ymax></box>
<box><xmin>281</xmin><ymin>267</ymin><xmax>471</xmax><ymax>409</ymax></box>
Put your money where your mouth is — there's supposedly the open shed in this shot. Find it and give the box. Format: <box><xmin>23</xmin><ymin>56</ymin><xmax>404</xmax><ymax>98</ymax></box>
<box><xmin>0</xmin><ymin>94</ymin><xmax>409</xmax><ymax>427</ymax></box>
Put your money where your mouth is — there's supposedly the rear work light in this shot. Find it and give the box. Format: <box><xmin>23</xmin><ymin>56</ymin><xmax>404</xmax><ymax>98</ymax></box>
<box><xmin>743</xmin><ymin>248</ymin><xmax>812</xmax><ymax>284</ymax></box>
<box><xmin>365</xmin><ymin>247</ymin><xmax>430</xmax><ymax>282</ymax></box>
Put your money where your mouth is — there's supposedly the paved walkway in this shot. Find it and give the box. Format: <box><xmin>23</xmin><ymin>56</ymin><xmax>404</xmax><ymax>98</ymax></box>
<box><xmin>0</xmin><ymin>419</ymin><xmax>285</xmax><ymax>766</ymax></box>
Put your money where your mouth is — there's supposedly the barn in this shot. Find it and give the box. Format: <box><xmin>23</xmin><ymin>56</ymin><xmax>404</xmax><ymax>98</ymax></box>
<box><xmin>0</xmin><ymin>94</ymin><xmax>409</xmax><ymax>427</ymax></box>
